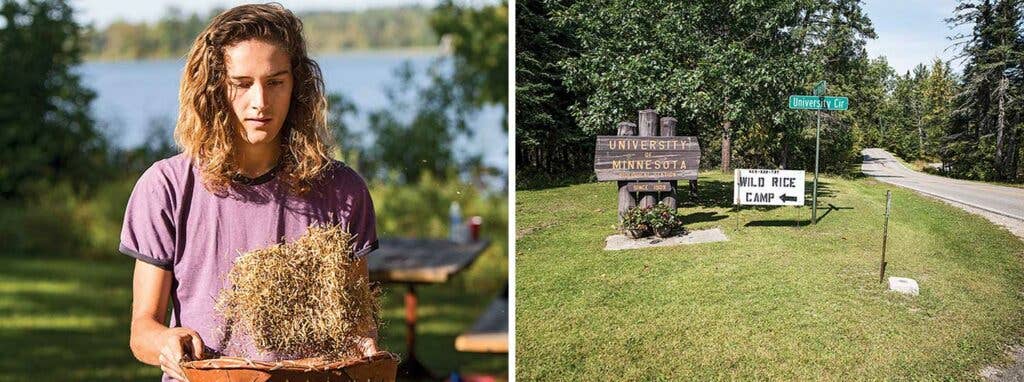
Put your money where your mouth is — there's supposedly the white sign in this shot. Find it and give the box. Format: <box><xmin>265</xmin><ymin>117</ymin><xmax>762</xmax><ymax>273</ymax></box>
<box><xmin>733</xmin><ymin>169</ymin><xmax>806</xmax><ymax>206</ymax></box>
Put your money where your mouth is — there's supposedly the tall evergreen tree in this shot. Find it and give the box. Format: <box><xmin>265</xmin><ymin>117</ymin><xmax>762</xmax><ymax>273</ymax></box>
<box><xmin>515</xmin><ymin>0</ymin><xmax>587</xmax><ymax>181</ymax></box>
<box><xmin>988</xmin><ymin>0</ymin><xmax>1022</xmax><ymax>179</ymax></box>
<box><xmin>947</xmin><ymin>0</ymin><xmax>1022</xmax><ymax>181</ymax></box>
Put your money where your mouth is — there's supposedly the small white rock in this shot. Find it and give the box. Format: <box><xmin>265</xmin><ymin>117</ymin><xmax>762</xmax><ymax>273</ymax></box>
<box><xmin>888</xmin><ymin>277</ymin><xmax>919</xmax><ymax>296</ymax></box>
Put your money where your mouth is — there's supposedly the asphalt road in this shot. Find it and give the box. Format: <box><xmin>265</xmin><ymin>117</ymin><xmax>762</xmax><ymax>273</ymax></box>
<box><xmin>861</xmin><ymin>148</ymin><xmax>1024</xmax><ymax>221</ymax></box>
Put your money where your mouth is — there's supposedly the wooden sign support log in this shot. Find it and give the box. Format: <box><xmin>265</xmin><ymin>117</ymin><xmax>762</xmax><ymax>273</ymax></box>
<box><xmin>616</xmin><ymin>122</ymin><xmax>637</xmax><ymax>223</ymax></box>
<box><xmin>659</xmin><ymin>117</ymin><xmax>678</xmax><ymax>210</ymax></box>
<box><xmin>637</xmin><ymin>109</ymin><xmax>658</xmax><ymax>209</ymax></box>
<box><xmin>617</xmin><ymin>121</ymin><xmax>637</xmax><ymax>136</ymax></box>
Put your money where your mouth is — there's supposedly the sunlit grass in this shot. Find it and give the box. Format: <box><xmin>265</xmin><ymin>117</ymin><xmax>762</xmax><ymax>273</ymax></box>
<box><xmin>0</xmin><ymin>251</ymin><xmax>506</xmax><ymax>381</ymax></box>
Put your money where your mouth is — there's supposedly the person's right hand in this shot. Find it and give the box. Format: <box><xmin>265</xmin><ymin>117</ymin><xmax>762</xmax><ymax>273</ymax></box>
<box><xmin>157</xmin><ymin>327</ymin><xmax>205</xmax><ymax>382</ymax></box>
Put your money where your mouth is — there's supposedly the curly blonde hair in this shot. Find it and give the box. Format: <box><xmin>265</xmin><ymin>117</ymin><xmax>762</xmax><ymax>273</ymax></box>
<box><xmin>175</xmin><ymin>3</ymin><xmax>334</xmax><ymax>196</ymax></box>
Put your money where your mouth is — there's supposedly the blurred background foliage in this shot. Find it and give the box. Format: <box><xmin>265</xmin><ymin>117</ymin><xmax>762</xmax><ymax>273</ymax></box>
<box><xmin>0</xmin><ymin>0</ymin><xmax>508</xmax><ymax>268</ymax></box>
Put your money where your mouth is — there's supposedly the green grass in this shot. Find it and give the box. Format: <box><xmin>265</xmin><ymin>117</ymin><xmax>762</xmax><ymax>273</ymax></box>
<box><xmin>0</xmin><ymin>251</ymin><xmax>506</xmax><ymax>381</ymax></box>
<box><xmin>516</xmin><ymin>172</ymin><xmax>1024</xmax><ymax>380</ymax></box>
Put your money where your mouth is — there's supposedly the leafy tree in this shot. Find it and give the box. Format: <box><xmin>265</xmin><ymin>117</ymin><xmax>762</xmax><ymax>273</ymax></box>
<box><xmin>335</xmin><ymin>1</ymin><xmax>508</xmax><ymax>185</ymax></box>
<box><xmin>920</xmin><ymin>58</ymin><xmax>958</xmax><ymax>159</ymax></box>
<box><xmin>886</xmin><ymin>66</ymin><xmax>928</xmax><ymax>159</ymax></box>
<box><xmin>431</xmin><ymin>1</ymin><xmax>509</xmax><ymax>110</ymax></box>
<box><xmin>856</xmin><ymin>57</ymin><xmax>896</xmax><ymax>149</ymax></box>
<box><xmin>365</xmin><ymin>63</ymin><xmax>462</xmax><ymax>184</ymax></box>
<box><xmin>796</xmin><ymin>0</ymin><xmax>878</xmax><ymax>173</ymax></box>
<box><xmin>0</xmin><ymin>0</ymin><xmax>106</xmax><ymax>199</ymax></box>
<box><xmin>557</xmin><ymin>1</ymin><xmax>817</xmax><ymax>172</ymax></box>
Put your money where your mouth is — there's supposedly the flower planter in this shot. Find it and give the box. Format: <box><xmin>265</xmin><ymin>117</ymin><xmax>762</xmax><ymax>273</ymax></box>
<box><xmin>654</xmin><ymin>227</ymin><xmax>674</xmax><ymax>238</ymax></box>
<box><xmin>181</xmin><ymin>352</ymin><xmax>399</xmax><ymax>382</ymax></box>
<box><xmin>624</xmin><ymin>228</ymin><xmax>650</xmax><ymax>239</ymax></box>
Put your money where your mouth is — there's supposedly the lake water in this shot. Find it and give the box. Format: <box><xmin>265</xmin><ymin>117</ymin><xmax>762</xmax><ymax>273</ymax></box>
<box><xmin>79</xmin><ymin>51</ymin><xmax>507</xmax><ymax>174</ymax></box>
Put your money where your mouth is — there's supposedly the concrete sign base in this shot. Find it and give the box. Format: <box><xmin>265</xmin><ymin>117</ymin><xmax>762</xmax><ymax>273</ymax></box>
<box><xmin>604</xmin><ymin>228</ymin><xmax>728</xmax><ymax>251</ymax></box>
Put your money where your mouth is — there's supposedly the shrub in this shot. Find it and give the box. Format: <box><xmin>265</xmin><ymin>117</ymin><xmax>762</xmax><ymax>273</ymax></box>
<box><xmin>621</xmin><ymin>202</ymin><xmax>687</xmax><ymax>238</ymax></box>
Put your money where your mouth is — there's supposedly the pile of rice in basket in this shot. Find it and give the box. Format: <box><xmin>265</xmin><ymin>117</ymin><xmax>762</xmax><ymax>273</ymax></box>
<box><xmin>215</xmin><ymin>224</ymin><xmax>380</xmax><ymax>362</ymax></box>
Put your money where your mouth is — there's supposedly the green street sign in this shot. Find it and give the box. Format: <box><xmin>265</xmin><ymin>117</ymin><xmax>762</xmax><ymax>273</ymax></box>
<box><xmin>813</xmin><ymin>81</ymin><xmax>826</xmax><ymax>96</ymax></box>
<box><xmin>788</xmin><ymin>95</ymin><xmax>849</xmax><ymax>111</ymax></box>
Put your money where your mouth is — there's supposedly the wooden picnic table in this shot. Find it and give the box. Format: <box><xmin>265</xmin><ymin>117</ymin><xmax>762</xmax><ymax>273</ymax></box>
<box><xmin>368</xmin><ymin>238</ymin><xmax>491</xmax><ymax>379</ymax></box>
<box><xmin>454</xmin><ymin>286</ymin><xmax>508</xmax><ymax>353</ymax></box>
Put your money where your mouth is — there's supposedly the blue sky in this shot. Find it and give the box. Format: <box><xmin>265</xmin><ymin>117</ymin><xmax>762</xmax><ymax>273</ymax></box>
<box><xmin>74</xmin><ymin>0</ymin><xmax>970</xmax><ymax>75</ymax></box>
<box><xmin>863</xmin><ymin>0</ymin><xmax>971</xmax><ymax>75</ymax></box>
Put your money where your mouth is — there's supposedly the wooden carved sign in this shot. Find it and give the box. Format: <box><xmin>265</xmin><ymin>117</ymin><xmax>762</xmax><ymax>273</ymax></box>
<box><xmin>598</xmin><ymin>110</ymin><xmax>701</xmax><ymax>222</ymax></box>
<box><xmin>626</xmin><ymin>182</ymin><xmax>672</xmax><ymax>192</ymax></box>
<box><xmin>594</xmin><ymin>136</ymin><xmax>701</xmax><ymax>181</ymax></box>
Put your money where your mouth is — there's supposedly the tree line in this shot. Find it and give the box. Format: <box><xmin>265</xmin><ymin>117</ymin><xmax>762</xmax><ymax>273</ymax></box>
<box><xmin>1</xmin><ymin>0</ymin><xmax>507</xmax><ymax>199</ymax></box>
<box><xmin>82</xmin><ymin>5</ymin><xmax>438</xmax><ymax>61</ymax></box>
<box><xmin>516</xmin><ymin>0</ymin><xmax>1023</xmax><ymax>187</ymax></box>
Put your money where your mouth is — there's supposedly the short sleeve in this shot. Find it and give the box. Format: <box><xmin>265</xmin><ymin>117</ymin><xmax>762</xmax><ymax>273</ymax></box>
<box><xmin>347</xmin><ymin>170</ymin><xmax>379</xmax><ymax>259</ymax></box>
<box><xmin>119</xmin><ymin>163</ymin><xmax>177</xmax><ymax>270</ymax></box>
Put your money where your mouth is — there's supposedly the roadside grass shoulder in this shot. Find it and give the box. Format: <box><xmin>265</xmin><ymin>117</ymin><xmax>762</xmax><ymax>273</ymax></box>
<box><xmin>516</xmin><ymin>172</ymin><xmax>1024</xmax><ymax>380</ymax></box>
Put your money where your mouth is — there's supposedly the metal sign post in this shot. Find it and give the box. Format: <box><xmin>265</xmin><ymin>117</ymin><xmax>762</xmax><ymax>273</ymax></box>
<box><xmin>788</xmin><ymin>81</ymin><xmax>850</xmax><ymax>224</ymax></box>
<box><xmin>812</xmin><ymin>81</ymin><xmax>824</xmax><ymax>225</ymax></box>
<box><xmin>813</xmin><ymin>108</ymin><xmax>821</xmax><ymax>224</ymax></box>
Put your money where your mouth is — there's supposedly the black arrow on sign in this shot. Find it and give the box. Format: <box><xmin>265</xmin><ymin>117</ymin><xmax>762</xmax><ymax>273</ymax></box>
<box><xmin>780</xmin><ymin>194</ymin><xmax>798</xmax><ymax>202</ymax></box>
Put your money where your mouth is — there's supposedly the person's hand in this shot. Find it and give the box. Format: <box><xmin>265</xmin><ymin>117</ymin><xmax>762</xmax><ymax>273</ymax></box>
<box><xmin>357</xmin><ymin>336</ymin><xmax>380</xmax><ymax>357</ymax></box>
<box><xmin>157</xmin><ymin>327</ymin><xmax>205</xmax><ymax>382</ymax></box>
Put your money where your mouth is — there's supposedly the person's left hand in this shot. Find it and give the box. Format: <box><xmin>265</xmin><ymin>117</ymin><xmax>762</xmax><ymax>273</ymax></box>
<box><xmin>357</xmin><ymin>336</ymin><xmax>379</xmax><ymax>357</ymax></box>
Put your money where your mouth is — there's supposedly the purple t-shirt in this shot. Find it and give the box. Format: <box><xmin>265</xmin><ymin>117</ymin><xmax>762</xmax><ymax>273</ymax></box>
<box><xmin>119</xmin><ymin>153</ymin><xmax>378</xmax><ymax>378</ymax></box>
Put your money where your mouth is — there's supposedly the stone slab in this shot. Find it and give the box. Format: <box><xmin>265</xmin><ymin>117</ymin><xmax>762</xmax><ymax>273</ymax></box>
<box><xmin>604</xmin><ymin>228</ymin><xmax>729</xmax><ymax>251</ymax></box>
<box><xmin>888</xmin><ymin>277</ymin><xmax>919</xmax><ymax>296</ymax></box>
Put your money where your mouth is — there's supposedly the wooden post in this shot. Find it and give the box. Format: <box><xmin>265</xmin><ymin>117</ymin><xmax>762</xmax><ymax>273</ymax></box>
<box><xmin>617</xmin><ymin>121</ymin><xmax>637</xmax><ymax>136</ymax></box>
<box><xmin>659</xmin><ymin>116</ymin><xmax>677</xmax><ymax>136</ymax></box>
<box><xmin>721</xmin><ymin>119</ymin><xmax>732</xmax><ymax>172</ymax></box>
<box><xmin>659</xmin><ymin>117</ymin><xmax>678</xmax><ymax>210</ymax></box>
<box><xmin>638</xmin><ymin>109</ymin><xmax>658</xmax><ymax>137</ymax></box>
<box><xmin>637</xmin><ymin>110</ymin><xmax>657</xmax><ymax>208</ymax></box>
<box><xmin>617</xmin><ymin>121</ymin><xmax>637</xmax><ymax>223</ymax></box>
<box><xmin>617</xmin><ymin>182</ymin><xmax>637</xmax><ymax>223</ymax></box>
<box><xmin>879</xmin><ymin>190</ymin><xmax>891</xmax><ymax>283</ymax></box>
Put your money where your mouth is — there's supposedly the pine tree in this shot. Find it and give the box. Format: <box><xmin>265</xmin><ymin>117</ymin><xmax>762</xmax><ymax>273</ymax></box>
<box><xmin>947</xmin><ymin>0</ymin><xmax>1022</xmax><ymax>181</ymax></box>
<box><xmin>515</xmin><ymin>0</ymin><xmax>587</xmax><ymax>180</ymax></box>
<box><xmin>988</xmin><ymin>0</ymin><xmax>1022</xmax><ymax>179</ymax></box>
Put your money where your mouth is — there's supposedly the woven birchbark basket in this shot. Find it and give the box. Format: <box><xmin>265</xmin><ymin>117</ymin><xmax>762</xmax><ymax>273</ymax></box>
<box><xmin>181</xmin><ymin>352</ymin><xmax>399</xmax><ymax>382</ymax></box>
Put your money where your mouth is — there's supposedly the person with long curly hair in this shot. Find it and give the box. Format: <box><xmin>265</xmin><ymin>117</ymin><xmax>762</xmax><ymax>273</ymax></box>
<box><xmin>118</xmin><ymin>4</ymin><xmax>379</xmax><ymax>381</ymax></box>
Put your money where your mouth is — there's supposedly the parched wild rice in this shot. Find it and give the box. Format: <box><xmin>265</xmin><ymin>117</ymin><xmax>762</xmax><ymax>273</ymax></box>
<box><xmin>216</xmin><ymin>225</ymin><xmax>379</xmax><ymax>361</ymax></box>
